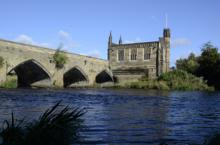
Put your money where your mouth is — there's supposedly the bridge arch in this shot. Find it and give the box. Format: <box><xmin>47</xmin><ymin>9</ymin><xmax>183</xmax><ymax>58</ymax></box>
<box><xmin>8</xmin><ymin>59</ymin><xmax>52</xmax><ymax>88</ymax></box>
<box><xmin>63</xmin><ymin>66</ymin><xmax>89</xmax><ymax>88</ymax></box>
<box><xmin>95</xmin><ymin>70</ymin><xmax>114</xmax><ymax>84</ymax></box>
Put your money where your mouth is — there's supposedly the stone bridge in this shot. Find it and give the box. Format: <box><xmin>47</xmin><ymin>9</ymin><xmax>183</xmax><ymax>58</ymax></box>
<box><xmin>0</xmin><ymin>39</ymin><xmax>114</xmax><ymax>88</ymax></box>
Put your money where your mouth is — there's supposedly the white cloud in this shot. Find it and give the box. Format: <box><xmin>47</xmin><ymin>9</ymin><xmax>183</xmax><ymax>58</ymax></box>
<box><xmin>15</xmin><ymin>34</ymin><xmax>34</xmax><ymax>44</ymax></box>
<box><xmin>87</xmin><ymin>49</ymin><xmax>101</xmax><ymax>58</ymax></box>
<box><xmin>124</xmin><ymin>37</ymin><xmax>141</xmax><ymax>44</ymax></box>
<box><xmin>171</xmin><ymin>38</ymin><xmax>191</xmax><ymax>48</ymax></box>
<box><xmin>57</xmin><ymin>31</ymin><xmax>102</xmax><ymax>58</ymax></box>
<box><xmin>76</xmin><ymin>49</ymin><xmax>101</xmax><ymax>58</ymax></box>
<box><xmin>14</xmin><ymin>31</ymin><xmax>102</xmax><ymax>59</ymax></box>
<box><xmin>58</xmin><ymin>30</ymin><xmax>78</xmax><ymax>50</ymax></box>
<box><xmin>15</xmin><ymin>34</ymin><xmax>50</xmax><ymax>47</ymax></box>
<box><xmin>15</xmin><ymin>30</ymin><xmax>77</xmax><ymax>49</ymax></box>
<box><xmin>58</xmin><ymin>30</ymin><xmax>70</xmax><ymax>39</ymax></box>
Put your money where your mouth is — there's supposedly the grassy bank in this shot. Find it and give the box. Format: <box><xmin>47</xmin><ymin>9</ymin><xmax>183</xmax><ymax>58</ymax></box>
<box><xmin>0</xmin><ymin>77</ymin><xmax>17</xmax><ymax>89</ymax></box>
<box><xmin>116</xmin><ymin>70</ymin><xmax>214</xmax><ymax>91</ymax></box>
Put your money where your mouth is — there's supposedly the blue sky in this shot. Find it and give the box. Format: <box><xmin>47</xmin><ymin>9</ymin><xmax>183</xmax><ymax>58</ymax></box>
<box><xmin>0</xmin><ymin>0</ymin><xmax>220</xmax><ymax>66</ymax></box>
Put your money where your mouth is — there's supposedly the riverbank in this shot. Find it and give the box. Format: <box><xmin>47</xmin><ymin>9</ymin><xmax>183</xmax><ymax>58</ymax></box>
<box><xmin>0</xmin><ymin>70</ymin><xmax>214</xmax><ymax>91</ymax></box>
<box><xmin>0</xmin><ymin>76</ymin><xmax>17</xmax><ymax>89</ymax></box>
<box><xmin>113</xmin><ymin>70</ymin><xmax>214</xmax><ymax>91</ymax></box>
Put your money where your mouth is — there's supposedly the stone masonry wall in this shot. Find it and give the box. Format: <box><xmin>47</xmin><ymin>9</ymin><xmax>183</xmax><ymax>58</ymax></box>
<box><xmin>109</xmin><ymin>42</ymin><xmax>159</xmax><ymax>82</ymax></box>
<box><xmin>0</xmin><ymin>39</ymin><xmax>111</xmax><ymax>87</ymax></box>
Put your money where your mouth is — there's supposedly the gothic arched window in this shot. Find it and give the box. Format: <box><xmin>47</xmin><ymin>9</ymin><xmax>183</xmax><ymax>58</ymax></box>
<box><xmin>130</xmin><ymin>48</ymin><xmax>137</xmax><ymax>60</ymax></box>
<box><xmin>144</xmin><ymin>48</ymin><xmax>151</xmax><ymax>60</ymax></box>
<box><xmin>118</xmin><ymin>49</ymin><xmax>124</xmax><ymax>61</ymax></box>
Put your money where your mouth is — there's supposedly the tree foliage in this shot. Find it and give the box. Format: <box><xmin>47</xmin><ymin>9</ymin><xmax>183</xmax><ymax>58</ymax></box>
<box><xmin>176</xmin><ymin>53</ymin><xmax>199</xmax><ymax>74</ymax></box>
<box><xmin>53</xmin><ymin>48</ymin><xmax>68</xmax><ymax>69</ymax></box>
<box><xmin>176</xmin><ymin>42</ymin><xmax>220</xmax><ymax>89</ymax></box>
<box><xmin>197</xmin><ymin>42</ymin><xmax>220</xmax><ymax>89</ymax></box>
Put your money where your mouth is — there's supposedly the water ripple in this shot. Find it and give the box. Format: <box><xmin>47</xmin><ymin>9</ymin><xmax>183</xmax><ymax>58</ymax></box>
<box><xmin>0</xmin><ymin>89</ymin><xmax>220</xmax><ymax>144</ymax></box>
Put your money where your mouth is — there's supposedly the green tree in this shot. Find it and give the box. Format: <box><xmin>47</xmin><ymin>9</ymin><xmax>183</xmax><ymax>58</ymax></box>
<box><xmin>176</xmin><ymin>52</ymin><xmax>199</xmax><ymax>74</ymax></box>
<box><xmin>197</xmin><ymin>42</ymin><xmax>220</xmax><ymax>89</ymax></box>
<box><xmin>175</xmin><ymin>42</ymin><xmax>220</xmax><ymax>89</ymax></box>
<box><xmin>53</xmin><ymin>48</ymin><xmax>68</xmax><ymax>69</ymax></box>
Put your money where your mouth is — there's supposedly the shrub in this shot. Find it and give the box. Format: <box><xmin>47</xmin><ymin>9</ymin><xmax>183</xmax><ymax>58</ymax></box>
<box><xmin>158</xmin><ymin>70</ymin><xmax>213</xmax><ymax>91</ymax></box>
<box><xmin>53</xmin><ymin>48</ymin><xmax>68</xmax><ymax>69</ymax></box>
<box><xmin>120</xmin><ymin>70</ymin><xmax>213</xmax><ymax>91</ymax></box>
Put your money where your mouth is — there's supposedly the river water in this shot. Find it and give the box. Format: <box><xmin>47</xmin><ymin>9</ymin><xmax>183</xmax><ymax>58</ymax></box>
<box><xmin>0</xmin><ymin>89</ymin><xmax>220</xmax><ymax>145</ymax></box>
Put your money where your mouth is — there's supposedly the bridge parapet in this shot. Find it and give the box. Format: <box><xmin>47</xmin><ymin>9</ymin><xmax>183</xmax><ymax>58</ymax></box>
<box><xmin>0</xmin><ymin>39</ymin><xmax>113</xmax><ymax>88</ymax></box>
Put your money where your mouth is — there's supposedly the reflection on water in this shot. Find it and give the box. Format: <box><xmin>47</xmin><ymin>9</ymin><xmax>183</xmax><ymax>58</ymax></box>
<box><xmin>0</xmin><ymin>89</ymin><xmax>220</xmax><ymax>144</ymax></box>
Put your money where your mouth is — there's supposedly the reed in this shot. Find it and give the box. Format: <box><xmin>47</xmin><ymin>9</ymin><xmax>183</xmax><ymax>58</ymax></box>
<box><xmin>0</xmin><ymin>101</ymin><xmax>85</xmax><ymax>145</ymax></box>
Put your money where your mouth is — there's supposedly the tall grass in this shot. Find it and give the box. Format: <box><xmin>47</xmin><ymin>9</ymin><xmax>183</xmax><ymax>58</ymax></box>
<box><xmin>0</xmin><ymin>113</ymin><xmax>24</xmax><ymax>145</ymax></box>
<box><xmin>0</xmin><ymin>101</ymin><xmax>85</xmax><ymax>145</ymax></box>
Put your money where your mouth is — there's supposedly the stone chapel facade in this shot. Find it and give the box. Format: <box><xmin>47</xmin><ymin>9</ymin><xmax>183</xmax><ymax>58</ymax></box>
<box><xmin>108</xmin><ymin>28</ymin><xmax>171</xmax><ymax>82</ymax></box>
